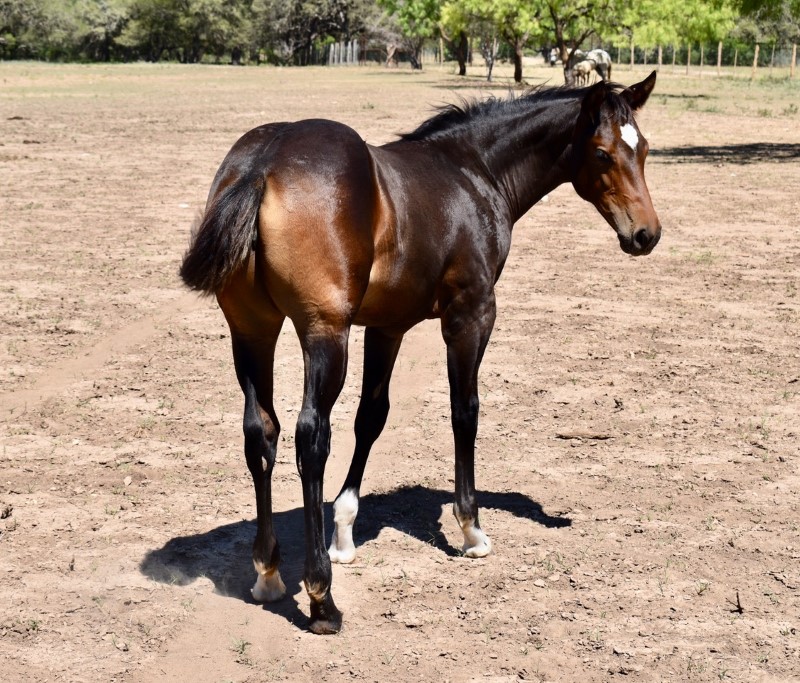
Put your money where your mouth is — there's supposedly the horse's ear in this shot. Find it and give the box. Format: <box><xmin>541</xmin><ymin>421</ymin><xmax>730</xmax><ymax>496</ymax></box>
<box><xmin>623</xmin><ymin>71</ymin><xmax>657</xmax><ymax>110</ymax></box>
<box><xmin>578</xmin><ymin>80</ymin><xmax>608</xmax><ymax>126</ymax></box>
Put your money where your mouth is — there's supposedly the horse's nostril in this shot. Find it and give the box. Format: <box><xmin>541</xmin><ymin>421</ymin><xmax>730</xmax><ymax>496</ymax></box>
<box><xmin>633</xmin><ymin>228</ymin><xmax>649</xmax><ymax>250</ymax></box>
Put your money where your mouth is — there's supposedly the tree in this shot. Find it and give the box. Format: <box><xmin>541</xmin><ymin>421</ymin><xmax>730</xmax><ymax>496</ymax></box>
<box><xmin>444</xmin><ymin>0</ymin><xmax>544</xmax><ymax>83</ymax></box>
<box><xmin>540</xmin><ymin>0</ymin><xmax>624</xmax><ymax>84</ymax></box>
<box><xmin>117</xmin><ymin>0</ymin><xmax>183</xmax><ymax>61</ymax></box>
<box><xmin>0</xmin><ymin>0</ymin><xmax>87</xmax><ymax>59</ymax></box>
<box><xmin>377</xmin><ymin>0</ymin><xmax>440</xmax><ymax>68</ymax></box>
<box><xmin>439</xmin><ymin>0</ymin><xmax>470</xmax><ymax>75</ymax></box>
<box><xmin>178</xmin><ymin>0</ymin><xmax>250</xmax><ymax>63</ymax></box>
<box><xmin>74</xmin><ymin>0</ymin><xmax>132</xmax><ymax>61</ymax></box>
<box><xmin>614</xmin><ymin>0</ymin><xmax>680</xmax><ymax>65</ymax></box>
<box><xmin>251</xmin><ymin>0</ymin><xmax>364</xmax><ymax>65</ymax></box>
<box><xmin>739</xmin><ymin>0</ymin><xmax>800</xmax><ymax>43</ymax></box>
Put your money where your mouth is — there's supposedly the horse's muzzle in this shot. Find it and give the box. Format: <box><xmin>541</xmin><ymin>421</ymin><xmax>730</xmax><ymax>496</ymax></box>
<box><xmin>619</xmin><ymin>225</ymin><xmax>661</xmax><ymax>256</ymax></box>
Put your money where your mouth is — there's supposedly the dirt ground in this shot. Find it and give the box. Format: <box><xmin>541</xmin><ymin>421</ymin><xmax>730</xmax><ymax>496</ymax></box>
<box><xmin>1</xmin><ymin>61</ymin><xmax>799</xmax><ymax>683</ymax></box>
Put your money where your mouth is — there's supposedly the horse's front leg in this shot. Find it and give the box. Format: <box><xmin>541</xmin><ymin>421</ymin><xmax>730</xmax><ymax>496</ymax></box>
<box><xmin>441</xmin><ymin>292</ymin><xmax>497</xmax><ymax>558</ymax></box>
<box><xmin>296</xmin><ymin>324</ymin><xmax>350</xmax><ymax>634</ymax></box>
<box><xmin>329</xmin><ymin>327</ymin><xmax>404</xmax><ymax>564</ymax></box>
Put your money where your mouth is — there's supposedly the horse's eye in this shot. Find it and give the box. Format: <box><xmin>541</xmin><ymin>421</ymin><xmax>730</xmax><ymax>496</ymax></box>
<box><xmin>595</xmin><ymin>149</ymin><xmax>612</xmax><ymax>163</ymax></box>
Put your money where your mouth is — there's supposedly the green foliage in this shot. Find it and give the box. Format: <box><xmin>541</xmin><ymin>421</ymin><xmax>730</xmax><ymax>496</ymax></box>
<box><xmin>444</xmin><ymin>0</ymin><xmax>543</xmax><ymax>44</ymax></box>
<box><xmin>618</xmin><ymin>0</ymin><xmax>737</xmax><ymax>48</ymax></box>
<box><xmin>0</xmin><ymin>0</ymin><xmax>797</xmax><ymax>64</ymax></box>
<box><xmin>119</xmin><ymin>0</ymin><xmax>250</xmax><ymax>62</ymax></box>
<box><xmin>442</xmin><ymin>0</ymin><xmax>545</xmax><ymax>81</ymax></box>
<box><xmin>251</xmin><ymin>0</ymin><xmax>373</xmax><ymax>65</ymax></box>
<box><xmin>377</xmin><ymin>0</ymin><xmax>439</xmax><ymax>40</ymax></box>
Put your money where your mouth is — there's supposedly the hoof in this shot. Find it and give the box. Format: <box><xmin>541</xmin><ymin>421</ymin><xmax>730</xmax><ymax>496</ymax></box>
<box><xmin>328</xmin><ymin>542</ymin><xmax>356</xmax><ymax>564</ymax></box>
<box><xmin>251</xmin><ymin>571</ymin><xmax>286</xmax><ymax>603</ymax></box>
<box><xmin>308</xmin><ymin>616</ymin><xmax>343</xmax><ymax>635</ymax></box>
<box><xmin>462</xmin><ymin>528</ymin><xmax>492</xmax><ymax>558</ymax></box>
<box><xmin>308</xmin><ymin>594</ymin><xmax>342</xmax><ymax>635</ymax></box>
<box><xmin>463</xmin><ymin>539</ymin><xmax>492</xmax><ymax>558</ymax></box>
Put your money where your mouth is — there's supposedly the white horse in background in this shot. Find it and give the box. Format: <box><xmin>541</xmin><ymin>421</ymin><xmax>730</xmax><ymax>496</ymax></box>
<box><xmin>587</xmin><ymin>49</ymin><xmax>612</xmax><ymax>81</ymax></box>
<box><xmin>572</xmin><ymin>59</ymin><xmax>597</xmax><ymax>85</ymax></box>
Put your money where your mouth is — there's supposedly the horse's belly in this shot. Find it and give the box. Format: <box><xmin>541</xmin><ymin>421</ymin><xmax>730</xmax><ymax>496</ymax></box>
<box><xmin>353</xmin><ymin>264</ymin><xmax>438</xmax><ymax>329</ymax></box>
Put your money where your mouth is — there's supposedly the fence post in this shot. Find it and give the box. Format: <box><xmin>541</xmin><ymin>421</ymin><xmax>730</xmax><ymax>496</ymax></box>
<box><xmin>686</xmin><ymin>43</ymin><xmax>691</xmax><ymax>75</ymax></box>
<box><xmin>658</xmin><ymin>44</ymin><xmax>663</xmax><ymax>70</ymax></box>
<box><xmin>630</xmin><ymin>37</ymin><xmax>634</xmax><ymax>70</ymax></box>
<box><xmin>751</xmin><ymin>43</ymin><xmax>759</xmax><ymax>81</ymax></box>
<box><xmin>672</xmin><ymin>44</ymin><xmax>677</xmax><ymax>71</ymax></box>
<box><xmin>717</xmin><ymin>41</ymin><xmax>722</xmax><ymax>76</ymax></box>
<box><xmin>769</xmin><ymin>42</ymin><xmax>775</xmax><ymax>76</ymax></box>
<box><xmin>792</xmin><ymin>43</ymin><xmax>797</xmax><ymax>79</ymax></box>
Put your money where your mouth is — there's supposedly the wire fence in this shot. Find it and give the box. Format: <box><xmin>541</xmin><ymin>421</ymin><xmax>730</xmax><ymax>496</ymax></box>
<box><xmin>322</xmin><ymin>39</ymin><xmax>797</xmax><ymax>79</ymax></box>
<box><xmin>616</xmin><ymin>42</ymin><xmax>797</xmax><ymax>77</ymax></box>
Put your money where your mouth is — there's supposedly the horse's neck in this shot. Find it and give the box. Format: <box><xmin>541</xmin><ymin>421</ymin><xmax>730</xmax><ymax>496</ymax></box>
<box><xmin>464</xmin><ymin>98</ymin><xmax>579</xmax><ymax>222</ymax></box>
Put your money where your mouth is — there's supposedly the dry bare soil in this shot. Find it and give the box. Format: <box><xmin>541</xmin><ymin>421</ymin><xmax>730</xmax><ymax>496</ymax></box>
<box><xmin>1</xmin><ymin>62</ymin><xmax>799</xmax><ymax>683</ymax></box>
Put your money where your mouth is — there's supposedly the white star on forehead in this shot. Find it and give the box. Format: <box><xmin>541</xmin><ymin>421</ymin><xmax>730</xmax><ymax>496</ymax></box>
<box><xmin>620</xmin><ymin>123</ymin><xmax>639</xmax><ymax>151</ymax></box>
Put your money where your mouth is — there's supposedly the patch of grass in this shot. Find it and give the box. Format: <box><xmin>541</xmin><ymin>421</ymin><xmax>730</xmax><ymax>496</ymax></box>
<box><xmin>231</xmin><ymin>637</ymin><xmax>252</xmax><ymax>666</ymax></box>
<box><xmin>685</xmin><ymin>250</ymin><xmax>718</xmax><ymax>265</ymax></box>
<box><xmin>686</xmin><ymin>653</ymin><xmax>707</xmax><ymax>674</ymax></box>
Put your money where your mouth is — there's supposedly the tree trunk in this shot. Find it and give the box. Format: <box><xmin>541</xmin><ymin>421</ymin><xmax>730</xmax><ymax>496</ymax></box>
<box><xmin>734</xmin><ymin>48</ymin><xmax>738</xmax><ymax>69</ymax></box>
<box><xmin>717</xmin><ymin>41</ymin><xmax>722</xmax><ymax>76</ymax></box>
<box><xmin>672</xmin><ymin>44</ymin><xmax>677</xmax><ymax>71</ymax></box>
<box><xmin>457</xmin><ymin>31</ymin><xmax>468</xmax><ymax>75</ymax></box>
<box><xmin>658</xmin><ymin>44</ymin><xmax>663</xmax><ymax>70</ymax></box>
<box><xmin>513</xmin><ymin>40</ymin><xmax>524</xmax><ymax>83</ymax></box>
<box><xmin>770</xmin><ymin>42</ymin><xmax>775</xmax><ymax>76</ymax></box>
<box><xmin>482</xmin><ymin>35</ymin><xmax>498</xmax><ymax>82</ymax></box>
<box><xmin>686</xmin><ymin>43</ymin><xmax>691</xmax><ymax>75</ymax></box>
<box><xmin>792</xmin><ymin>43</ymin><xmax>797</xmax><ymax>79</ymax></box>
<box><xmin>751</xmin><ymin>43</ymin><xmax>759</xmax><ymax>81</ymax></box>
<box><xmin>562</xmin><ymin>47</ymin><xmax>578</xmax><ymax>86</ymax></box>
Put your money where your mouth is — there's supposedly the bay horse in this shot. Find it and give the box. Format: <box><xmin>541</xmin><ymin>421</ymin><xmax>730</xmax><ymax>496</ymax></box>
<box><xmin>180</xmin><ymin>72</ymin><xmax>661</xmax><ymax>634</ymax></box>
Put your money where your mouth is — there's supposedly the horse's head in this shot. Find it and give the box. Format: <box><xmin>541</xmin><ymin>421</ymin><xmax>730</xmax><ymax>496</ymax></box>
<box><xmin>571</xmin><ymin>71</ymin><xmax>660</xmax><ymax>256</ymax></box>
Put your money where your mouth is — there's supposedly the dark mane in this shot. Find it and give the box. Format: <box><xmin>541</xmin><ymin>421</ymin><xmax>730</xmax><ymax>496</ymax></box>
<box><xmin>399</xmin><ymin>82</ymin><xmax>636</xmax><ymax>142</ymax></box>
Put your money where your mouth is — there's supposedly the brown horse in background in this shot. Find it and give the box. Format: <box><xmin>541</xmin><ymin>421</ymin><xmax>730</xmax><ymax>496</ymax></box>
<box><xmin>180</xmin><ymin>72</ymin><xmax>661</xmax><ymax>634</ymax></box>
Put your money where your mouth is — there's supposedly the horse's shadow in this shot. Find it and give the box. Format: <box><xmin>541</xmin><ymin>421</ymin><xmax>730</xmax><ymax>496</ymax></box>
<box><xmin>651</xmin><ymin>142</ymin><xmax>800</xmax><ymax>165</ymax></box>
<box><xmin>139</xmin><ymin>485</ymin><xmax>570</xmax><ymax>626</ymax></box>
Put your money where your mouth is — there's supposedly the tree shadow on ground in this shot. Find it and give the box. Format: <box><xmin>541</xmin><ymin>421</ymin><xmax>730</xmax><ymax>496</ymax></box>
<box><xmin>139</xmin><ymin>484</ymin><xmax>570</xmax><ymax>628</ymax></box>
<box><xmin>651</xmin><ymin>142</ymin><xmax>800</xmax><ymax>165</ymax></box>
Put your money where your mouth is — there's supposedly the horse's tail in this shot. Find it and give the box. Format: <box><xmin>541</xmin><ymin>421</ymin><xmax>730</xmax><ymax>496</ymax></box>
<box><xmin>179</xmin><ymin>172</ymin><xmax>265</xmax><ymax>295</ymax></box>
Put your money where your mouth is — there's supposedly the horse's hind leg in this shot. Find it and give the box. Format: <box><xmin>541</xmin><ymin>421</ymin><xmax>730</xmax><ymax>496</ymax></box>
<box><xmin>295</xmin><ymin>323</ymin><xmax>351</xmax><ymax>634</ymax></box>
<box><xmin>231</xmin><ymin>328</ymin><xmax>285</xmax><ymax>603</ymax></box>
<box><xmin>329</xmin><ymin>327</ymin><xmax>404</xmax><ymax>564</ymax></box>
